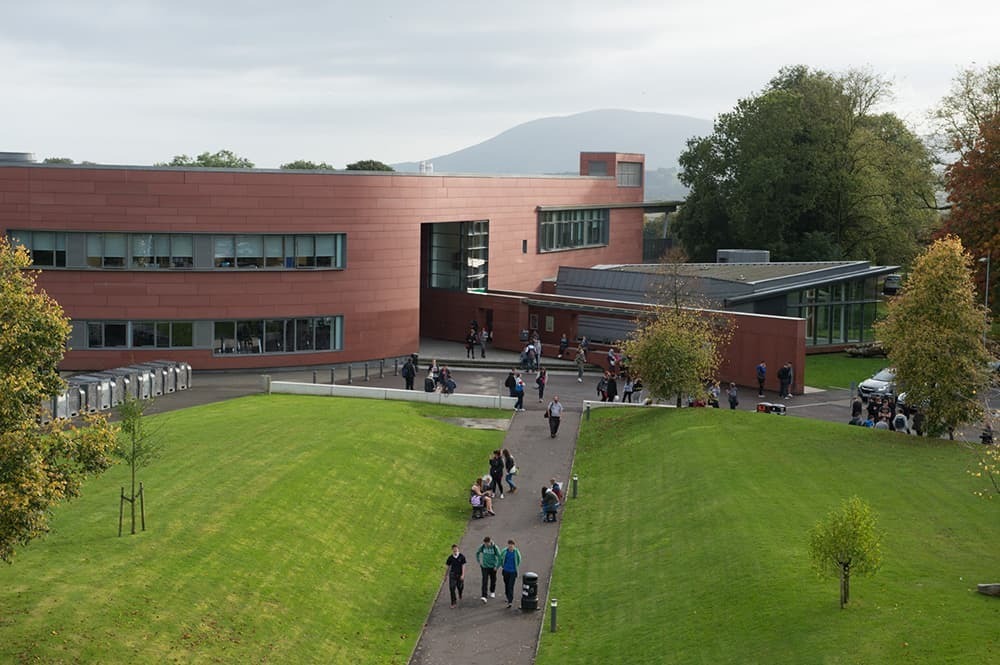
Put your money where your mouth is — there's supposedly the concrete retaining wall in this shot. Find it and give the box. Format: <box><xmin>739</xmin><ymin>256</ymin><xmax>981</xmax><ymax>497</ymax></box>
<box><xmin>269</xmin><ymin>380</ymin><xmax>516</xmax><ymax>410</ymax></box>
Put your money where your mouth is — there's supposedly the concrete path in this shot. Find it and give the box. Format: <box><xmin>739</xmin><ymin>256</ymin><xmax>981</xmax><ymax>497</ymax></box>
<box><xmin>409</xmin><ymin>370</ymin><xmax>584</xmax><ymax>665</ymax></box>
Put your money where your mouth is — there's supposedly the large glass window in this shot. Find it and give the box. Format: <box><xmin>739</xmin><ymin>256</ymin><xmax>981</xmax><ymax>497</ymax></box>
<box><xmin>131</xmin><ymin>321</ymin><xmax>193</xmax><ymax>347</ymax></box>
<box><xmin>14</xmin><ymin>230</ymin><xmax>341</xmax><ymax>270</ymax></box>
<box><xmin>87</xmin><ymin>322</ymin><xmax>128</xmax><ymax>347</ymax></box>
<box><xmin>539</xmin><ymin>209</ymin><xmax>608</xmax><ymax>252</ymax></box>
<box><xmin>236</xmin><ymin>235</ymin><xmax>264</xmax><ymax>268</ymax></box>
<box><xmin>11</xmin><ymin>231</ymin><xmax>68</xmax><ymax>267</ymax></box>
<box><xmin>785</xmin><ymin>277</ymin><xmax>888</xmax><ymax>346</ymax></box>
<box><xmin>617</xmin><ymin>162</ymin><xmax>642</xmax><ymax>187</ymax></box>
<box><xmin>211</xmin><ymin>317</ymin><xmax>342</xmax><ymax>355</ymax></box>
<box><xmin>214</xmin><ymin>236</ymin><xmax>236</xmax><ymax>268</ymax></box>
<box><xmin>428</xmin><ymin>221</ymin><xmax>489</xmax><ymax>291</ymax></box>
<box><xmin>86</xmin><ymin>233</ymin><xmax>128</xmax><ymax>268</ymax></box>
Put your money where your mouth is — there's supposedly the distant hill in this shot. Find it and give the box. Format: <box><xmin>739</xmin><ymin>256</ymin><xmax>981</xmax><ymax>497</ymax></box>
<box><xmin>393</xmin><ymin>109</ymin><xmax>712</xmax><ymax>200</ymax></box>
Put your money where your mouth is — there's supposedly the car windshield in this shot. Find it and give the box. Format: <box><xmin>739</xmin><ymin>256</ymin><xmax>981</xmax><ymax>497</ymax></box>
<box><xmin>872</xmin><ymin>369</ymin><xmax>895</xmax><ymax>382</ymax></box>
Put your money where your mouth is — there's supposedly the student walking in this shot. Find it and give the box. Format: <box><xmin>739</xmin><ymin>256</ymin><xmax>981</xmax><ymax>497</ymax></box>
<box><xmin>446</xmin><ymin>544</ymin><xmax>466</xmax><ymax>608</ymax></box>
<box><xmin>727</xmin><ymin>382</ymin><xmax>739</xmax><ymax>409</ymax></box>
<box><xmin>502</xmin><ymin>448</ymin><xmax>518</xmax><ymax>494</ymax></box>
<box><xmin>501</xmin><ymin>539</ymin><xmax>522</xmax><ymax>608</ymax></box>
<box><xmin>513</xmin><ymin>373</ymin><xmax>525</xmax><ymax>411</ymax></box>
<box><xmin>546</xmin><ymin>395</ymin><xmax>564</xmax><ymax>438</ymax></box>
<box><xmin>575</xmin><ymin>347</ymin><xmax>586</xmax><ymax>383</ymax></box>
<box><xmin>536</xmin><ymin>368</ymin><xmax>548</xmax><ymax>402</ymax></box>
<box><xmin>489</xmin><ymin>449</ymin><xmax>505</xmax><ymax>498</ymax></box>
<box><xmin>476</xmin><ymin>536</ymin><xmax>503</xmax><ymax>603</ymax></box>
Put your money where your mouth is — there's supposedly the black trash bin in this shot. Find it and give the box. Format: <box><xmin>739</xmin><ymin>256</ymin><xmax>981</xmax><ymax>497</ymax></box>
<box><xmin>424</xmin><ymin>376</ymin><xmax>435</xmax><ymax>392</ymax></box>
<box><xmin>521</xmin><ymin>571</ymin><xmax>539</xmax><ymax>611</ymax></box>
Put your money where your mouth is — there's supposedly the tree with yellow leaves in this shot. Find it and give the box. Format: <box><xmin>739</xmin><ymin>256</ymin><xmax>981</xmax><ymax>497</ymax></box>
<box><xmin>0</xmin><ymin>237</ymin><xmax>116</xmax><ymax>562</ymax></box>
<box><xmin>876</xmin><ymin>236</ymin><xmax>991</xmax><ymax>438</ymax></box>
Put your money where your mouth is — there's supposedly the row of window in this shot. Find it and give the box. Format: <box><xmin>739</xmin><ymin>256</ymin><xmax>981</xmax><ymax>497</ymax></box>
<box><xmin>82</xmin><ymin>317</ymin><xmax>343</xmax><ymax>354</ymax></box>
<box><xmin>8</xmin><ymin>231</ymin><xmax>346</xmax><ymax>270</ymax></box>
<box><xmin>539</xmin><ymin>209</ymin><xmax>609</xmax><ymax>252</ymax></box>
<box><xmin>88</xmin><ymin>321</ymin><xmax>193</xmax><ymax>348</ymax></box>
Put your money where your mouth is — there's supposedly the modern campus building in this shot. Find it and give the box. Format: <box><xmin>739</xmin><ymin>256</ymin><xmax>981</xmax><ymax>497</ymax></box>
<box><xmin>555</xmin><ymin>259</ymin><xmax>897</xmax><ymax>348</ymax></box>
<box><xmin>1</xmin><ymin>151</ymin><xmax>667</xmax><ymax>371</ymax></box>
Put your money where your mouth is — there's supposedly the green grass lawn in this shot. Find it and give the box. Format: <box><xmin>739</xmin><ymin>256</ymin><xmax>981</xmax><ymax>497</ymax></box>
<box><xmin>805</xmin><ymin>353</ymin><xmax>889</xmax><ymax>390</ymax></box>
<box><xmin>0</xmin><ymin>395</ymin><xmax>506</xmax><ymax>664</ymax></box>
<box><xmin>538</xmin><ymin>408</ymin><xmax>1000</xmax><ymax>664</ymax></box>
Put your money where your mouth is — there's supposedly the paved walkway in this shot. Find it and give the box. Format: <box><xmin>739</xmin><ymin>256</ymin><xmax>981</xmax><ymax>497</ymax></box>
<box><xmin>409</xmin><ymin>368</ymin><xmax>586</xmax><ymax>665</ymax></box>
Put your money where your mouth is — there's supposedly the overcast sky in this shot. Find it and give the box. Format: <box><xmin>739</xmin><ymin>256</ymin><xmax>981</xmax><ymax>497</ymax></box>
<box><xmin>2</xmin><ymin>0</ymin><xmax>997</xmax><ymax>168</ymax></box>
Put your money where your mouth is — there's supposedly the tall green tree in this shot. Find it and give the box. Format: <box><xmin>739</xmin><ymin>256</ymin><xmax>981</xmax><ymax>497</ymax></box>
<box><xmin>345</xmin><ymin>159</ymin><xmax>394</xmax><ymax>171</ymax></box>
<box><xmin>115</xmin><ymin>396</ymin><xmax>161</xmax><ymax>535</ymax></box>
<box><xmin>157</xmin><ymin>150</ymin><xmax>254</xmax><ymax>168</ymax></box>
<box><xmin>280</xmin><ymin>159</ymin><xmax>335</xmax><ymax>170</ymax></box>
<box><xmin>0</xmin><ymin>237</ymin><xmax>116</xmax><ymax>562</ymax></box>
<box><xmin>876</xmin><ymin>236</ymin><xmax>990</xmax><ymax>437</ymax></box>
<box><xmin>808</xmin><ymin>496</ymin><xmax>883</xmax><ymax>609</ymax></box>
<box><xmin>675</xmin><ymin>66</ymin><xmax>937</xmax><ymax>264</ymax></box>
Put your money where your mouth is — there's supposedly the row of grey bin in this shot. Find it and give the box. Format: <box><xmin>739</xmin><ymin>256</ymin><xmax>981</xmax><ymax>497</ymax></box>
<box><xmin>40</xmin><ymin>360</ymin><xmax>192</xmax><ymax>423</ymax></box>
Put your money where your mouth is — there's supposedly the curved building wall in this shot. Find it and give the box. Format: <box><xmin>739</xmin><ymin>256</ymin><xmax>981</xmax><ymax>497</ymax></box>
<box><xmin>0</xmin><ymin>159</ymin><xmax>645</xmax><ymax>370</ymax></box>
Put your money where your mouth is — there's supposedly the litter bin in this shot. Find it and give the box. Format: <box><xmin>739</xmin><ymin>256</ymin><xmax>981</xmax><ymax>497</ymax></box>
<box><xmin>424</xmin><ymin>376</ymin><xmax>436</xmax><ymax>392</ymax></box>
<box><xmin>521</xmin><ymin>571</ymin><xmax>539</xmax><ymax>611</ymax></box>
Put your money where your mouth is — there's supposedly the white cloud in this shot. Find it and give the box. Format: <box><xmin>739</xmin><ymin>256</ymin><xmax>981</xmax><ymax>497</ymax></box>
<box><xmin>1</xmin><ymin>0</ymin><xmax>997</xmax><ymax>166</ymax></box>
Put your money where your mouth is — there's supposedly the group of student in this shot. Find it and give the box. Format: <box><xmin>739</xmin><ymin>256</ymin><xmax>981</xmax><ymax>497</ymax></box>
<box><xmin>445</xmin><ymin>538</ymin><xmax>522</xmax><ymax>609</ymax></box>
<box><xmin>464</xmin><ymin>320</ymin><xmax>491</xmax><ymax>359</ymax></box>
<box><xmin>849</xmin><ymin>394</ymin><xmax>924</xmax><ymax>433</ymax></box>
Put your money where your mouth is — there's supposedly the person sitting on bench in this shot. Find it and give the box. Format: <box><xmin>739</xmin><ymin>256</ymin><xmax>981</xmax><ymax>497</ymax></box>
<box><xmin>471</xmin><ymin>478</ymin><xmax>495</xmax><ymax>515</ymax></box>
<box><xmin>540</xmin><ymin>486</ymin><xmax>560</xmax><ymax>522</ymax></box>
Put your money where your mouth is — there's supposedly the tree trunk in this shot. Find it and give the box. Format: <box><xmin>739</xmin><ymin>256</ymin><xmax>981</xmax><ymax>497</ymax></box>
<box><xmin>840</xmin><ymin>563</ymin><xmax>851</xmax><ymax>609</ymax></box>
<box><xmin>130</xmin><ymin>435</ymin><xmax>137</xmax><ymax>535</ymax></box>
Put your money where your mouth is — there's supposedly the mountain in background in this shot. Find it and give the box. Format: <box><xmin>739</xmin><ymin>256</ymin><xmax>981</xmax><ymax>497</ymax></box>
<box><xmin>393</xmin><ymin>109</ymin><xmax>713</xmax><ymax>201</ymax></box>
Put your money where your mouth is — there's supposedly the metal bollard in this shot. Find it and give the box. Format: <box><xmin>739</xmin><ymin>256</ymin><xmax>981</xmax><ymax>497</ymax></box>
<box><xmin>379</xmin><ymin>359</ymin><xmax>384</xmax><ymax>378</ymax></box>
<box><xmin>585</xmin><ymin>404</ymin><xmax>591</xmax><ymax>421</ymax></box>
<box><xmin>330</xmin><ymin>368</ymin><xmax>336</xmax><ymax>384</ymax></box>
<box><xmin>262</xmin><ymin>375</ymin><xmax>271</xmax><ymax>394</ymax></box>
<box><xmin>550</xmin><ymin>598</ymin><xmax>558</xmax><ymax>632</ymax></box>
<box><xmin>348</xmin><ymin>365</ymin><xmax>353</xmax><ymax>384</ymax></box>
<box><xmin>312</xmin><ymin>370</ymin><xmax>317</xmax><ymax>384</ymax></box>
<box><xmin>394</xmin><ymin>358</ymin><xmax>398</xmax><ymax>376</ymax></box>
<box><xmin>572</xmin><ymin>474</ymin><xmax>578</xmax><ymax>499</ymax></box>
<box><xmin>364</xmin><ymin>362</ymin><xmax>369</xmax><ymax>382</ymax></box>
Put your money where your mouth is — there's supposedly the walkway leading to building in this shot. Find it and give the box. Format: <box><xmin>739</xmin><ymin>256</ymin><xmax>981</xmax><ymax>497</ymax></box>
<box><xmin>408</xmin><ymin>369</ymin><xmax>584</xmax><ymax>665</ymax></box>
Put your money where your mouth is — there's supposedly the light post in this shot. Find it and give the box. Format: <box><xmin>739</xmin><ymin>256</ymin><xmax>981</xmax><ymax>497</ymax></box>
<box><xmin>980</xmin><ymin>254</ymin><xmax>991</xmax><ymax>347</ymax></box>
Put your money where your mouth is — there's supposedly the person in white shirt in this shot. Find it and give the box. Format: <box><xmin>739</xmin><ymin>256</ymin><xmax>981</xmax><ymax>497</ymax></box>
<box><xmin>546</xmin><ymin>395</ymin><xmax>564</xmax><ymax>438</ymax></box>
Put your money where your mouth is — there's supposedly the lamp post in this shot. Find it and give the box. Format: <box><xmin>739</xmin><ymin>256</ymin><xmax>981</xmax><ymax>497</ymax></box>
<box><xmin>980</xmin><ymin>254</ymin><xmax>991</xmax><ymax>347</ymax></box>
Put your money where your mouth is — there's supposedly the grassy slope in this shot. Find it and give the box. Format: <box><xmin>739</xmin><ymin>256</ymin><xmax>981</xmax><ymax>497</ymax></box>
<box><xmin>0</xmin><ymin>395</ymin><xmax>506</xmax><ymax>664</ymax></box>
<box><xmin>805</xmin><ymin>354</ymin><xmax>889</xmax><ymax>390</ymax></box>
<box><xmin>539</xmin><ymin>408</ymin><xmax>1000</xmax><ymax>664</ymax></box>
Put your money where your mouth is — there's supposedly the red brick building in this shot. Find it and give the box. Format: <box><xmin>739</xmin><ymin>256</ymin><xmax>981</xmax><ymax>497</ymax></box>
<box><xmin>0</xmin><ymin>151</ymin><xmax>653</xmax><ymax>370</ymax></box>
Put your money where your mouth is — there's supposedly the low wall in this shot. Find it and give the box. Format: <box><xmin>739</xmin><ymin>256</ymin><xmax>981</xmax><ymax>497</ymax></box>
<box><xmin>269</xmin><ymin>380</ymin><xmax>517</xmax><ymax>410</ymax></box>
<box><xmin>582</xmin><ymin>399</ymin><xmax>675</xmax><ymax>411</ymax></box>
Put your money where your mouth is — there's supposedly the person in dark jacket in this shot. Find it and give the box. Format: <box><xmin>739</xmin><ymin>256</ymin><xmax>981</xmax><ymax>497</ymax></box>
<box><xmin>777</xmin><ymin>362</ymin><xmax>792</xmax><ymax>399</ymax></box>
<box><xmin>401</xmin><ymin>357</ymin><xmax>416</xmax><ymax>390</ymax></box>
<box><xmin>504</xmin><ymin>369</ymin><xmax>517</xmax><ymax>397</ymax></box>
<box><xmin>489</xmin><ymin>449</ymin><xmax>505</xmax><ymax>498</ymax></box>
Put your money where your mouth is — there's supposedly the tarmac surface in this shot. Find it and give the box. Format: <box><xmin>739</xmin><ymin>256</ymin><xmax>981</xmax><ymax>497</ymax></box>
<box><xmin>135</xmin><ymin>339</ymin><xmax>990</xmax><ymax>664</ymax></box>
